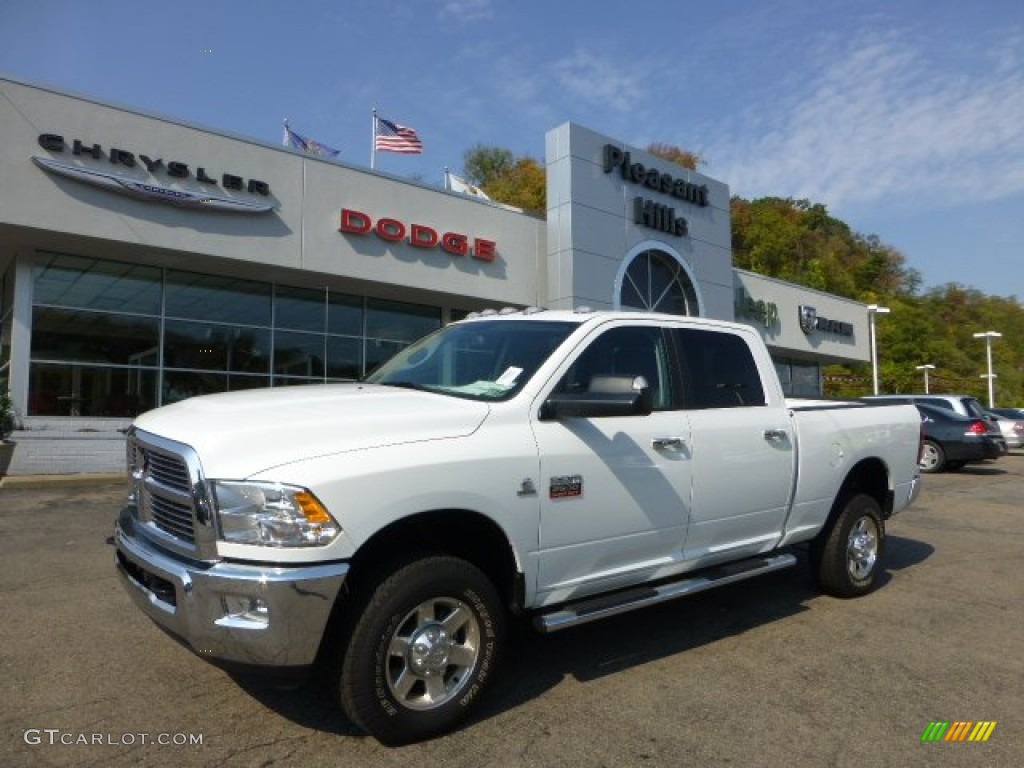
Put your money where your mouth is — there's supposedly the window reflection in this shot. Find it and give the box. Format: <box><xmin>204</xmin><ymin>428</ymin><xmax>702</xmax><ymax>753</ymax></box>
<box><xmin>164</xmin><ymin>320</ymin><xmax>270</xmax><ymax>373</ymax></box>
<box><xmin>276</xmin><ymin>285</ymin><xmax>325</xmax><ymax>332</ymax></box>
<box><xmin>29</xmin><ymin>362</ymin><xmax>157</xmax><ymax>417</ymax></box>
<box><xmin>166</xmin><ymin>270</ymin><xmax>271</xmax><ymax>325</ymax></box>
<box><xmin>32</xmin><ymin>307</ymin><xmax>159</xmax><ymax>364</ymax></box>
<box><xmin>328</xmin><ymin>292</ymin><xmax>363</xmax><ymax>336</ymax></box>
<box><xmin>326</xmin><ymin>336</ymin><xmax>360</xmax><ymax>379</ymax></box>
<box><xmin>27</xmin><ymin>254</ymin><xmax>447</xmax><ymax>414</ymax></box>
<box><xmin>33</xmin><ymin>253</ymin><xmax>161</xmax><ymax>314</ymax></box>
<box><xmin>274</xmin><ymin>330</ymin><xmax>325</xmax><ymax>378</ymax></box>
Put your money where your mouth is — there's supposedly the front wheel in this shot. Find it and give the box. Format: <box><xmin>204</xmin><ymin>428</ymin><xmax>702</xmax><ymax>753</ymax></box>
<box><xmin>812</xmin><ymin>494</ymin><xmax>885</xmax><ymax>598</ymax></box>
<box><xmin>338</xmin><ymin>556</ymin><xmax>504</xmax><ymax>745</ymax></box>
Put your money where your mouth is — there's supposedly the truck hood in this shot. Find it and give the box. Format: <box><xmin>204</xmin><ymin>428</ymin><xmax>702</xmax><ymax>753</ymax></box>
<box><xmin>132</xmin><ymin>383</ymin><xmax>490</xmax><ymax>479</ymax></box>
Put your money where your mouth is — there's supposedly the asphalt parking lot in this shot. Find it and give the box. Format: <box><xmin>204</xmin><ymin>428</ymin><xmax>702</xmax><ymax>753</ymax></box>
<box><xmin>2</xmin><ymin>455</ymin><xmax>1022</xmax><ymax>768</ymax></box>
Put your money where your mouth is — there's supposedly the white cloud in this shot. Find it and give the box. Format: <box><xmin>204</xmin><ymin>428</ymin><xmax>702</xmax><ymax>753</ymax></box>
<box><xmin>710</xmin><ymin>27</ymin><xmax>1024</xmax><ymax>212</ymax></box>
<box><xmin>440</xmin><ymin>0</ymin><xmax>494</xmax><ymax>23</ymax></box>
<box><xmin>550</xmin><ymin>47</ymin><xmax>652</xmax><ymax>114</ymax></box>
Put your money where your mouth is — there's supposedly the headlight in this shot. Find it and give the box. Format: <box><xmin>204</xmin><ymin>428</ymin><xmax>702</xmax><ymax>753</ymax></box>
<box><xmin>211</xmin><ymin>481</ymin><xmax>340</xmax><ymax>547</ymax></box>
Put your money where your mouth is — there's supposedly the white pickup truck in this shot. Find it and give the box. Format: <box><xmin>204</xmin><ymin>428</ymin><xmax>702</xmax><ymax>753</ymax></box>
<box><xmin>114</xmin><ymin>309</ymin><xmax>921</xmax><ymax>744</ymax></box>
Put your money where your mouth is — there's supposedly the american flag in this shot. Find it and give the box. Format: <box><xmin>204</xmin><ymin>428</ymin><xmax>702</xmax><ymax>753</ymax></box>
<box><xmin>374</xmin><ymin>116</ymin><xmax>423</xmax><ymax>154</ymax></box>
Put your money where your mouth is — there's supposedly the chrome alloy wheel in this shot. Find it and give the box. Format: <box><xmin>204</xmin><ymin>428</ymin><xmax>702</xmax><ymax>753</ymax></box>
<box><xmin>386</xmin><ymin>597</ymin><xmax>481</xmax><ymax>711</ymax></box>
<box><xmin>919</xmin><ymin>442</ymin><xmax>941</xmax><ymax>472</ymax></box>
<box><xmin>846</xmin><ymin>516</ymin><xmax>879</xmax><ymax>581</ymax></box>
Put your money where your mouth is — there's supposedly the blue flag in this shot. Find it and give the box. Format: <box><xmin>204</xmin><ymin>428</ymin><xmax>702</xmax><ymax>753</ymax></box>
<box><xmin>283</xmin><ymin>123</ymin><xmax>340</xmax><ymax>157</ymax></box>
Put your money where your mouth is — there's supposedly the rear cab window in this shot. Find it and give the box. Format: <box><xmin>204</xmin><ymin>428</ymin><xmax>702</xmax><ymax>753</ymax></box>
<box><xmin>670</xmin><ymin>328</ymin><xmax>766</xmax><ymax>409</ymax></box>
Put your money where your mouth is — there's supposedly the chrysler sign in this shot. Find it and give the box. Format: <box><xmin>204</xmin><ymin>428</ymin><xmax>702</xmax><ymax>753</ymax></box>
<box><xmin>33</xmin><ymin>133</ymin><xmax>276</xmax><ymax>213</ymax></box>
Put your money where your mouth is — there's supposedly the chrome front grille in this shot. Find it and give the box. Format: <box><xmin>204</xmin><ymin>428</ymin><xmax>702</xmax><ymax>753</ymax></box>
<box><xmin>146</xmin><ymin>451</ymin><xmax>191</xmax><ymax>492</ymax></box>
<box><xmin>127</xmin><ymin>429</ymin><xmax>212</xmax><ymax>556</ymax></box>
<box><xmin>148</xmin><ymin>493</ymin><xmax>195</xmax><ymax>543</ymax></box>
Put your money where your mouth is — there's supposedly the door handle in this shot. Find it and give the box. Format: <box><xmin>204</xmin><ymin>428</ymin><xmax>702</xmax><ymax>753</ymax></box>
<box><xmin>763</xmin><ymin>428</ymin><xmax>788</xmax><ymax>442</ymax></box>
<box><xmin>652</xmin><ymin>436</ymin><xmax>686</xmax><ymax>450</ymax></box>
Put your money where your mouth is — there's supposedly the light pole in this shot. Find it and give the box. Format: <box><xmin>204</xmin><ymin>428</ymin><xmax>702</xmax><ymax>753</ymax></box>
<box><xmin>973</xmin><ymin>331</ymin><xmax>1002</xmax><ymax>407</ymax></box>
<box><xmin>867</xmin><ymin>304</ymin><xmax>890</xmax><ymax>395</ymax></box>
<box><xmin>915</xmin><ymin>364</ymin><xmax>935</xmax><ymax>394</ymax></box>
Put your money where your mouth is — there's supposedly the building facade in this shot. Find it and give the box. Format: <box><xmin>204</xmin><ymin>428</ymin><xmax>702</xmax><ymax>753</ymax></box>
<box><xmin>0</xmin><ymin>76</ymin><xmax>870</xmax><ymax>475</ymax></box>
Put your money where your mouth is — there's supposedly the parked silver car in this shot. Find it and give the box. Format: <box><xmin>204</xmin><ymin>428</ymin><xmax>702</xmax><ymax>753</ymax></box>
<box><xmin>986</xmin><ymin>411</ymin><xmax>1024</xmax><ymax>450</ymax></box>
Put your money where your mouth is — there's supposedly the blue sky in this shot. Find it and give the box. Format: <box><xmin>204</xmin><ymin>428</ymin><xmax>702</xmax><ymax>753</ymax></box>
<box><xmin>2</xmin><ymin>0</ymin><xmax>1022</xmax><ymax>300</ymax></box>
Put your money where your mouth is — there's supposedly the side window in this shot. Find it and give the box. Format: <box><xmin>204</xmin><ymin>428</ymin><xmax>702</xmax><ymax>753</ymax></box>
<box><xmin>961</xmin><ymin>398</ymin><xmax>987</xmax><ymax>418</ymax></box>
<box><xmin>919</xmin><ymin>398</ymin><xmax>953</xmax><ymax>413</ymax></box>
<box><xmin>556</xmin><ymin>326</ymin><xmax>674</xmax><ymax>410</ymax></box>
<box><xmin>672</xmin><ymin>328</ymin><xmax>766</xmax><ymax>409</ymax></box>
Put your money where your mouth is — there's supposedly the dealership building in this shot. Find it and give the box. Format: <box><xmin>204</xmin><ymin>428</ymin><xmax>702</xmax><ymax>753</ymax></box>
<box><xmin>0</xmin><ymin>75</ymin><xmax>870</xmax><ymax>476</ymax></box>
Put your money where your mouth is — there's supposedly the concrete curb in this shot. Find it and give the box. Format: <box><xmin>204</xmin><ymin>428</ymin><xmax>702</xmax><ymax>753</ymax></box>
<box><xmin>0</xmin><ymin>473</ymin><xmax>126</xmax><ymax>489</ymax></box>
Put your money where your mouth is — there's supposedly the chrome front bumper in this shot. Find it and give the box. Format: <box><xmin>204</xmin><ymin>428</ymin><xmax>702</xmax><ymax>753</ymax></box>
<box><xmin>114</xmin><ymin>507</ymin><xmax>349</xmax><ymax>669</ymax></box>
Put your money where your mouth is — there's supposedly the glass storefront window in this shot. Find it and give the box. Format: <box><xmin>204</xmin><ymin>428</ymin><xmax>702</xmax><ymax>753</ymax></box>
<box><xmin>772</xmin><ymin>358</ymin><xmax>822</xmax><ymax>397</ymax></box>
<box><xmin>1</xmin><ymin>262</ymin><xmax>12</xmax><ymax>377</ymax></box>
<box><xmin>276</xmin><ymin>285</ymin><xmax>326</xmax><ymax>333</ymax></box>
<box><xmin>166</xmin><ymin>270</ymin><xmax>271</xmax><ymax>326</ymax></box>
<box><xmin>366</xmin><ymin>298</ymin><xmax>441</xmax><ymax>342</ymax></box>
<box><xmin>26</xmin><ymin>253</ymin><xmax>449</xmax><ymax>411</ymax></box>
<box><xmin>274</xmin><ymin>330</ymin><xmax>325</xmax><ymax>378</ymax></box>
<box><xmin>326</xmin><ymin>335</ymin><xmax>361</xmax><ymax>380</ymax></box>
<box><xmin>164</xmin><ymin>320</ymin><xmax>270</xmax><ymax>373</ymax></box>
<box><xmin>791</xmin><ymin>362</ymin><xmax>821</xmax><ymax>397</ymax></box>
<box><xmin>328</xmin><ymin>291</ymin><xmax>363</xmax><ymax>336</ymax></box>
<box><xmin>31</xmin><ymin>307</ymin><xmax>159</xmax><ymax>365</ymax></box>
<box><xmin>34</xmin><ymin>253</ymin><xmax>161</xmax><ymax>314</ymax></box>
<box><xmin>29</xmin><ymin>362</ymin><xmax>157</xmax><ymax>417</ymax></box>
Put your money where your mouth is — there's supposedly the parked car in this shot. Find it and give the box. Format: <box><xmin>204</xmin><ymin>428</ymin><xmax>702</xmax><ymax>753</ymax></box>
<box><xmin>989</xmin><ymin>407</ymin><xmax>1024</xmax><ymax>420</ymax></box>
<box><xmin>985</xmin><ymin>411</ymin><xmax>1024</xmax><ymax>450</ymax></box>
<box><xmin>863</xmin><ymin>393</ymin><xmax>990</xmax><ymax>420</ymax></box>
<box><xmin>912</xmin><ymin>402</ymin><xmax>1007</xmax><ymax>473</ymax></box>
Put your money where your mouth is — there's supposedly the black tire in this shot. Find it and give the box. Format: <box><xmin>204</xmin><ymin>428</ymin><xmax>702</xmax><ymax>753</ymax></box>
<box><xmin>812</xmin><ymin>493</ymin><xmax>885</xmax><ymax>598</ymax></box>
<box><xmin>918</xmin><ymin>439</ymin><xmax>946</xmax><ymax>473</ymax></box>
<box><xmin>338</xmin><ymin>556</ymin><xmax>504</xmax><ymax>745</ymax></box>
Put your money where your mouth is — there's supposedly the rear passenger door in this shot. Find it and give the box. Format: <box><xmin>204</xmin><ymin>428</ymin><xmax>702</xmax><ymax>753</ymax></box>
<box><xmin>670</xmin><ymin>326</ymin><xmax>795</xmax><ymax>567</ymax></box>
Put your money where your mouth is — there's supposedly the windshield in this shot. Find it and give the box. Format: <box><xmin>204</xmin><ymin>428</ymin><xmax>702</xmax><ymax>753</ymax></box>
<box><xmin>364</xmin><ymin>319</ymin><xmax>578</xmax><ymax>401</ymax></box>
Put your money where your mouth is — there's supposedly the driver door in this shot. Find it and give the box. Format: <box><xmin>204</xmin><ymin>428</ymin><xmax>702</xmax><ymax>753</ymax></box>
<box><xmin>530</xmin><ymin>323</ymin><xmax>692</xmax><ymax>606</ymax></box>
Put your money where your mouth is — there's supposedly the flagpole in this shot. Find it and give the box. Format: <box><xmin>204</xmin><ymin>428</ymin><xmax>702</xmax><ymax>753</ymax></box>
<box><xmin>370</xmin><ymin>108</ymin><xmax>377</xmax><ymax>170</ymax></box>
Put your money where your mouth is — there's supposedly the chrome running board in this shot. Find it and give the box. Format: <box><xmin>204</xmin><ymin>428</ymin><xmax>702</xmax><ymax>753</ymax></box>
<box><xmin>534</xmin><ymin>553</ymin><xmax>798</xmax><ymax>633</ymax></box>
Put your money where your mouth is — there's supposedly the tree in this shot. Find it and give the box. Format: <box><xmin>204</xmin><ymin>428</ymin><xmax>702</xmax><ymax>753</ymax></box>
<box><xmin>646</xmin><ymin>142</ymin><xmax>704</xmax><ymax>170</ymax></box>
<box><xmin>462</xmin><ymin>145</ymin><xmax>515</xmax><ymax>188</ymax></box>
<box><xmin>462</xmin><ymin>145</ymin><xmax>546</xmax><ymax>213</ymax></box>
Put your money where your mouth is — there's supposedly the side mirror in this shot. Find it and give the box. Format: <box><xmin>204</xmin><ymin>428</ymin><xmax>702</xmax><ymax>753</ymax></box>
<box><xmin>540</xmin><ymin>374</ymin><xmax>653</xmax><ymax>420</ymax></box>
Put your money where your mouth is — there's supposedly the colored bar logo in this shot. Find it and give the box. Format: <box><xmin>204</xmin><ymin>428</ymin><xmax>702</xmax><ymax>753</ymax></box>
<box><xmin>921</xmin><ymin>721</ymin><xmax>997</xmax><ymax>742</ymax></box>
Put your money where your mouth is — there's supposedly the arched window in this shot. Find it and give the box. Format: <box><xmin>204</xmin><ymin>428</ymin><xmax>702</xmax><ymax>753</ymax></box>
<box><xmin>617</xmin><ymin>247</ymin><xmax>700</xmax><ymax>316</ymax></box>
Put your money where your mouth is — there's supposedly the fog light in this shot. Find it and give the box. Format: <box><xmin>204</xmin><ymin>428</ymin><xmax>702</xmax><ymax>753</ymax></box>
<box><xmin>217</xmin><ymin>595</ymin><xmax>269</xmax><ymax>628</ymax></box>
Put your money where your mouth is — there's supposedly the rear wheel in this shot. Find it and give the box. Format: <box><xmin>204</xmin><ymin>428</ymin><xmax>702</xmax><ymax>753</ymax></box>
<box><xmin>338</xmin><ymin>556</ymin><xmax>504</xmax><ymax>745</ymax></box>
<box><xmin>813</xmin><ymin>493</ymin><xmax>885</xmax><ymax>597</ymax></box>
<box><xmin>918</xmin><ymin>439</ymin><xmax>946</xmax><ymax>473</ymax></box>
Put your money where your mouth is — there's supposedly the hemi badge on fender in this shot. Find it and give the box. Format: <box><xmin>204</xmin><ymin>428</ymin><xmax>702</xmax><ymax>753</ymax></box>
<box><xmin>550</xmin><ymin>475</ymin><xmax>583</xmax><ymax>499</ymax></box>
